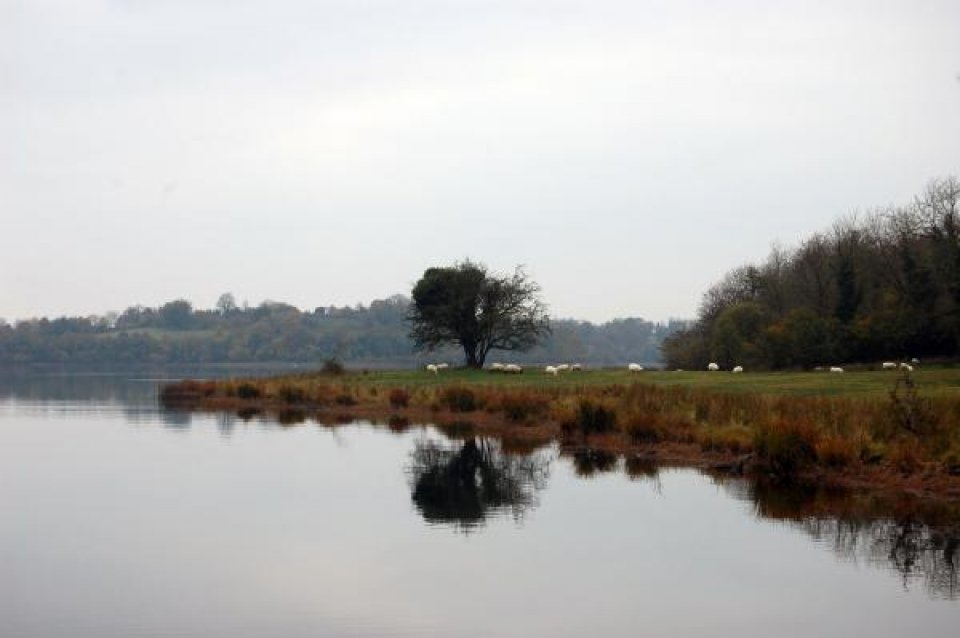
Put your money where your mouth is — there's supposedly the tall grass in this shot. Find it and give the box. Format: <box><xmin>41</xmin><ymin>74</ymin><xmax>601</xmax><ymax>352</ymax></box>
<box><xmin>161</xmin><ymin>369</ymin><xmax>960</xmax><ymax>479</ymax></box>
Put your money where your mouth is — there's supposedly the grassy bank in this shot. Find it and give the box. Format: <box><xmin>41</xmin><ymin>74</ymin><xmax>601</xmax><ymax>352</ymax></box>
<box><xmin>161</xmin><ymin>367</ymin><xmax>960</xmax><ymax>499</ymax></box>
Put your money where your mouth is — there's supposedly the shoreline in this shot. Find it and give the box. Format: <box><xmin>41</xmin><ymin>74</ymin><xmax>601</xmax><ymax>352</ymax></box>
<box><xmin>160</xmin><ymin>371</ymin><xmax>960</xmax><ymax>503</ymax></box>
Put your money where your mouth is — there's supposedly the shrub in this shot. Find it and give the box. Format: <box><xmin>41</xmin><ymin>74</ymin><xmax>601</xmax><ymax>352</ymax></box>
<box><xmin>888</xmin><ymin>439</ymin><xmax>923</xmax><ymax>474</ymax></box>
<box><xmin>815</xmin><ymin>436</ymin><xmax>857</xmax><ymax>468</ymax></box>
<box><xmin>563</xmin><ymin>399</ymin><xmax>617</xmax><ymax>437</ymax></box>
<box><xmin>499</xmin><ymin>392</ymin><xmax>550</xmax><ymax>423</ymax></box>
<box><xmin>321</xmin><ymin>358</ymin><xmax>345</xmax><ymax>375</ymax></box>
<box><xmin>442</xmin><ymin>386</ymin><xmax>479</xmax><ymax>413</ymax></box>
<box><xmin>388</xmin><ymin>388</ymin><xmax>410</xmax><ymax>409</ymax></box>
<box><xmin>754</xmin><ymin>418</ymin><xmax>819</xmax><ymax>477</ymax></box>
<box><xmin>236</xmin><ymin>382</ymin><xmax>261</xmax><ymax>400</ymax></box>
<box><xmin>277</xmin><ymin>384</ymin><xmax>306</xmax><ymax>404</ymax></box>
<box><xmin>335</xmin><ymin>393</ymin><xmax>357</xmax><ymax>406</ymax></box>
<box><xmin>624</xmin><ymin>414</ymin><xmax>663</xmax><ymax>444</ymax></box>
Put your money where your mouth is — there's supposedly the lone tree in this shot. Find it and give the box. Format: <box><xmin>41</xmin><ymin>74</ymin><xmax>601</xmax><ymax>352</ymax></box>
<box><xmin>408</xmin><ymin>261</ymin><xmax>551</xmax><ymax>368</ymax></box>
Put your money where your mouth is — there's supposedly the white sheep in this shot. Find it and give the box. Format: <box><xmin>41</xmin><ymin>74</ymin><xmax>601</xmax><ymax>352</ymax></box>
<box><xmin>911</xmin><ymin>358</ymin><xmax>920</xmax><ymax>365</ymax></box>
<box><xmin>882</xmin><ymin>362</ymin><xmax>897</xmax><ymax>370</ymax></box>
<box><xmin>544</xmin><ymin>365</ymin><xmax>559</xmax><ymax>375</ymax></box>
<box><xmin>902</xmin><ymin>364</ymin><xmax>914</xmax><ymax>372</ymax></box>
<box><xmin>426</xmin><ymin>364</ymin><xmax>438</xmax><ymax>374</ymax></box>
<box><xmin>557</xmin><ymin>364</ymin><xmax>571</xmax><ymax>372</ymax></box>
<box><xmin>571</xmin><ymin>363</ymin><xmax>582</xmax><ymax>372</ymax></box>
<box><xmin>830</xmin><ymin>366</ymin><xmax>844</xmax><ymax>373</ymax></box>
<box><xmin>707</xmin><ymin>362</ymin><xmax>720</xmax><ymax>371</ymax></box>
<box><xmin>436</xmin><ymin>363</ymin><xmax>449</xmax><ymax>370</ymax></box>
<box><xmin>504</xmin><ymin>364</ymin><xmax>523</xmax><ymax>374</ymax></box>
<box><xmin>489</xmin><ymin>362</ymin><xmax>505</xmax><ymax>372</ymax></box>
<box><xmin>899</xmin><ymin>362</ymin><xmax>912</xmax><ymax>370</ymax></box>
<box><xmin>628</xmin><ymin>363</ymin><xmax>643</xmax><ymax>372</ymax></box>
<box><xmin>732</xmin><ymin>366</ymin><xmax>743</xmax><ymax>373</ymax></box>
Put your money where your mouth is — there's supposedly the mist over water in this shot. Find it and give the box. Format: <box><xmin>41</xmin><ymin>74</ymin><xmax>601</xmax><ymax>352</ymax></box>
<box><xmin>1</xmin><ymin>369</ymin><xmax>957</xmax><ymax>637</ymax></box>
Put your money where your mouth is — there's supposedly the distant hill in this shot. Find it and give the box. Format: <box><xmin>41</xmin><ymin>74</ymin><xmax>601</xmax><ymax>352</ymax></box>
<box><xmin>0</xmin><ymin>294</ymin><xmax>687</xmax><ymax>368</ymax></box>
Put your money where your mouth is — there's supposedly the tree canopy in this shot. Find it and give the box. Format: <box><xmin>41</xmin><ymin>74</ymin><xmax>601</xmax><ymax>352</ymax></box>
<box><xmin>662</xmin><ymin>176</ymin><xmax>960</xmax><ymax>370</ymax></box>
<box><xmin>408</xmin><ymin>261</ymin><xmax>551</xmax><ymax>368</ymax></box>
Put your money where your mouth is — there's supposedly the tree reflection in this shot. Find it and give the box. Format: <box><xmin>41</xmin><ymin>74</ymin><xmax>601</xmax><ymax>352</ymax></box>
<box><xmin>407</xmin><ymin>437</ymin><xmax>550</xmax><ymax>531</ymax></box>
<box><xmin>718</xmin><ymin>476</ymin><xmax>960</xmax><ymax>599</ymax></box>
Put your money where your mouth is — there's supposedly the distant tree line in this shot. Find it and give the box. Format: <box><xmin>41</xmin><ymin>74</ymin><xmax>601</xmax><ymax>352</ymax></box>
<box><xmin>0</xmin><ymin>294</ymin><xmax>683</xmax><ymax>368</ymax></box>
<box><xmin>662</xmin><ymin>176</ymin><xmax>960</xmax><ymax>370</ymax></box>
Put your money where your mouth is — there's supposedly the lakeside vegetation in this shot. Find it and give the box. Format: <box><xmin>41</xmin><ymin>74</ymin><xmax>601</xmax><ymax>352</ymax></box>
<box><xmin>162</xmin><ymin>366</ymin><xmax>960</xmax><ymax>499</ymax></box>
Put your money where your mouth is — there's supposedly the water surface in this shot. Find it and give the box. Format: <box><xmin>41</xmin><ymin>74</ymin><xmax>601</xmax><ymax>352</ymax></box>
<box><xmin>1</xmin><ymin>369</ymin><xmax>957</xmax><ymax>637</ymax></box>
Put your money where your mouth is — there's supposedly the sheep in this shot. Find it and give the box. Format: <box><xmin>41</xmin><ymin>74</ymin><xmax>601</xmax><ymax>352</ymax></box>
<box><xmin>882</xmin><ymin>362</ymin><xmax>897</xmax><ymax>370</ymax></box>
<box><xmin>829</xmin><ymin>366</ymin><xmax>844</xmax><ymax>373</ymax></box>
<box><xmin>628</xmin><ymin>363</ymin><xmax>643</xmax><ymax>372</ymax></box>
<box><xmin>489</xmin><ymin>362</ymin><xmax>505</xmax><ymax>372</ymax></box>
<box><xmin>911</xmin><ymin>358</ymin><xmax>920</xmax><ymax>365</ymax></box>
<box><xmin>436</xmin><ymin>363</ymin><xmax>449</xmax><ymax>370</ymax></box>
<box><xmin>707</xmin><ymin>362</ymin><xmax>720</xmax><ymax>371</ymax></box>
<box><xmin>571</xmin><ymin>363</ymin><xmax>582</xmax><ymax>372</ymax></box>
<box><xmin>426</xmin><ymin>364</ymin><xmax>438</xmax><ymax>374</ymax></box>
<box><xmin>504</xmin><ymin>364</ymin><xmax>523</xmax><ymax>374</ymax></box>
<box><xmin>556</xmin><ymin>364</ymin><xmax>571</xmax><ymax>372</ymax></box>
<box><xmin>902</xmin><ymin>364</ymin><xmax>914</xmax><ymax>372</ymax></box>
<box><xmin>544</xmin><ymin>365</ymin><xmax>559</xmax><ymax>375</ymax></box>
<box><xmin>732</xmin><ymin>366</ymin><xmax>743</xmax><ymax>373</ymax></box>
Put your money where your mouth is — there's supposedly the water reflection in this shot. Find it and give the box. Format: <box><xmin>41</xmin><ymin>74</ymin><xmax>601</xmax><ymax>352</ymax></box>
<box><xmin>719</xmin><ymin>476</ymin><xmax>960</xmax><ymax>599</ymax></box>
<box><xmin>407</xmin><ymin>437</ymin><xmax>550</xmax><ymax>531</ymax></box>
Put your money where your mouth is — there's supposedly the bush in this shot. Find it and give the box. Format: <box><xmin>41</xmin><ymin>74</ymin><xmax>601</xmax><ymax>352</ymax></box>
<box><xmin>236</xmin><ymin>382</ymin><xmax>261</xmax><ymax>400</ymax></box>
<box><xmin>335</xmin><ymin>393</ymin><xmax>357</xmax><ymax>406</ymax></box>
<box><xmin>388</xmin><ymin>388</ymin><xmax>410</xmax><ymax>409</ymax></box>
<box><xmin>277</xmin><ymin>384</ymin><xmax>306</xmax><ymax>404</ymax></box>
<box><xmin>815</xmin><ymin>436</ymin><xmax>857</xmax><ymax>468</ymax></box>
<box><xmin>754</xmin><ymin>418</ymin><xmax>819</xmax><ymax>477</ymax></box>
<box><xmin>624</xmin><ymin>414</ymin><xmax>663</xmax><ymax>444</ymax></box>
<box><xmin>442</xmin><ymin>386</ymin><xmax>479</xmax><ymax>413</ymax></box>
<box><xmin>563</xmin><ymin>399</ymin><xmax>617</xmax><ymax>437</ymax></box>
<box><xmin>499</xmin><ymin>392</ymin><xmax>550</xmax><ymax>423</ymax></box>
<box><xmin>321</xmin><ymin>358</ymin><xmax>345</xmax><ymax>375</ymax></box>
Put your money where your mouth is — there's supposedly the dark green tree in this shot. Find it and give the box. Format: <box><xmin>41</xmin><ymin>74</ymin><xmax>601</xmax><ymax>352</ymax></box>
<box><xmin>408</xmin><ymin>261</ymin><xmax>551</xmax><ymax>368</ymax></box>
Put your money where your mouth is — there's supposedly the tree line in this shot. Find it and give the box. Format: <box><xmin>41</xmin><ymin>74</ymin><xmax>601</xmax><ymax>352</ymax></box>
<box><xmin>662</xmin><ymin>176</ymin><xmax>960</xmax><ymax>370</ymax></box>
<box><xmin>0</xmin><ymin>294</ymin><xmax>683</xmax><ymax>368</ymax></box>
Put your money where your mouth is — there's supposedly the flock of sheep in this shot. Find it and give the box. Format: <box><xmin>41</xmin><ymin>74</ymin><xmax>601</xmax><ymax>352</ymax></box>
<box><xmin>423</xmin><ymin>358</ymin><xmax>921</xmax><ymax>374</ymax></box>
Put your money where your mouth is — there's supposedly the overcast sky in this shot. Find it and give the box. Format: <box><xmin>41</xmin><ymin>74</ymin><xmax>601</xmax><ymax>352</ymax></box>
<box><xmin>2</xmin><ymin>0</ymin><xmax>958</xmax><ymax>323</ymax></box>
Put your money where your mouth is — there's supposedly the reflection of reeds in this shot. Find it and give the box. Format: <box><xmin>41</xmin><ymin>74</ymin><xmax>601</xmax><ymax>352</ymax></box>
<box><xmin>160</xmin><ymin>371</ymin><xmax>960</xmax><ymax>482</ymax></box>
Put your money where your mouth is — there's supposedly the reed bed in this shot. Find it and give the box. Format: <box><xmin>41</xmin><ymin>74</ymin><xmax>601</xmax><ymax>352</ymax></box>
<box><xmin>161</xmin><ymin>368</ymin><xmax>960</xmax><ymax>483</ymax></box>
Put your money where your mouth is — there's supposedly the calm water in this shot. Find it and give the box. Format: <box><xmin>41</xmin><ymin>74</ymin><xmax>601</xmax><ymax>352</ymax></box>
<box><xmin>1</xmin><ymin>370</ymin><xmax>958</xmax><ymax>637</ymax></box>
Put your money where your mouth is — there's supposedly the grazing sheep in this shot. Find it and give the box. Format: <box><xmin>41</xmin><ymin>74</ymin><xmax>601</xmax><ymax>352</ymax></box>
<box><xmin>903</xmin><ymin>364</ymin><xmax>914</xmax><ymax>372</ymax></box>
<box><xmin>911</xmin><ymin>358</ymin><xmax>920</xmax><ymax>365</ymax></box>
<box><xmin>882</xmin><ymin>362</ymin><xmax>897</xmax><ymax>370</ymax></box>
<box><xmin>732</xmin><ymin>366</ymin><xmax>743</xmax><ymax>373</ymax></box>
<box><xmin>830</xmin><ymin>366</ymin><xmax>844</xmax><ymax>373</ymax></box>
<box><xmin>504</xmin><ymin>364</ymin><xmax>523</xmax><ymax>374</ymax></box>
<box><xmin>571</xmin><ymin>363</ymin><xmax>582</xmax><ymax>372</ymax></box>
<box><xmin>628</xmin><ymin>363</ymin><xmax>644</xmax><ymax>372</ymax></box>
<box><xmin>426</xmin><ymin>364</ymin><xmax>438</xmax><ymax>374</ymax></box>
<box><xmin>436</xmin><ymin>363</ymin><xmax>449</xmax><ymax>370</ymax></box>
<box><xmin>544</xmin><ymin>365</ymin><xmax>559</xmax><ymax>375</ymax></box>
<box><xmin>556</xmin><ymin>364</ymin><xmax>571</xmax><ymax>372</ymax></box>
<box><xmin>707</xmin><ymin>362</ymin><xmax>720</xmax><ymax>371</ymax></box>
<box><xmin>489</xmin><ymin>362</ymin><xmax>504</xmax><ymax>372</ymax></box>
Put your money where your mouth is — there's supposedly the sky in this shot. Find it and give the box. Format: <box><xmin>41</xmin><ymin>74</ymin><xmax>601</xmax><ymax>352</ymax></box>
<box><xmin>2</xmin><ymin>0</ymin><xmax>958</xmax><ymax>324</ymax></box>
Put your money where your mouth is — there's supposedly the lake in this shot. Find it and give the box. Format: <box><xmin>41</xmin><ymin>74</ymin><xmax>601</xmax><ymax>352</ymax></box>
<box><xmin>1</xmin><ymin>369</ymin><xmax>958</xmax><ymax>637</ymax></box>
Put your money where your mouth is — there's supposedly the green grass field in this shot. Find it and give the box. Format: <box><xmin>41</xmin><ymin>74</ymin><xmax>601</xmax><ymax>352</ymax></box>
<box><xmin>316</xmin><ymin>366</ymin><xmax>960</xmax><ymax>398</ymax></box>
